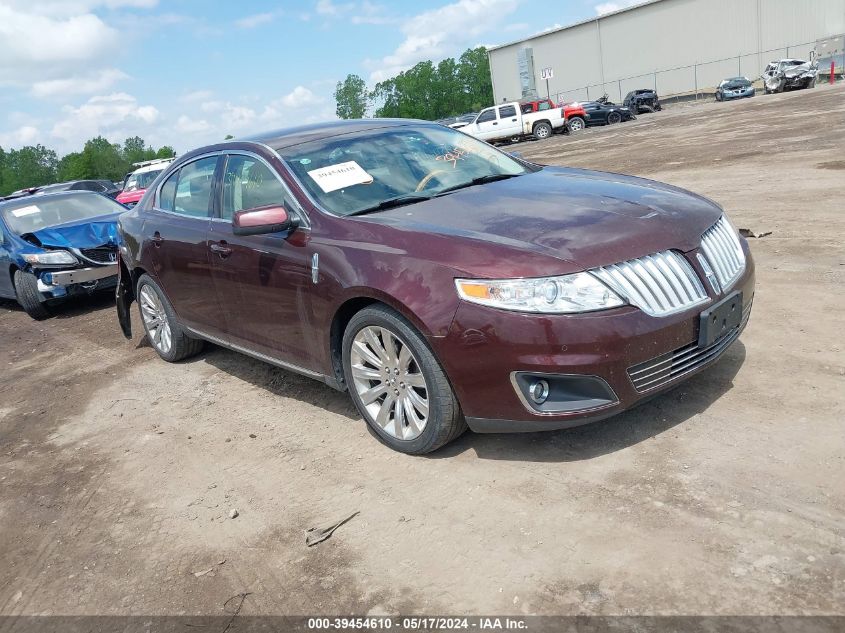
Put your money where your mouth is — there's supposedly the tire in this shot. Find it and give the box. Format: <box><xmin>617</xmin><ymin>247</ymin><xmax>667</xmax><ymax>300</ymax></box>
<box><xmin>136</xmin><ymin>273</ymin><xmax>203</xmax><ymax>362</ymax></box>
<box><xmin>568</xmin><ymin>116</ymin><xmax>585</xmax><ymax>132</ymax></box>
<box><xmin>13</xmin><ymin>270</ymin><xmax>51</xmax><ymax>320</ymax></box>
<box><xmin>342</xmin><ymin>304</ymin><xmax>466</xmax><ymax>455</ymax></box>
<box><xmin>715</xmin><ymin>92</ymin><xmax>722</xmax><ymax>102</ymax></box>
<box><xmin>607</xmin><ymin>111</ymin><xmax>622</xmax><ymax>124</ymax></box>
<box><xmin>532</xmin><ymin>122</ymin><xmax>552</xmax><ymax>140</ymax></box>
<box><xmin>808</xmin><ymin>77</ymin><xmax>817</xmax><ymax>89</ymax></box>
<box><xmin>640</xmin><ymin>105</ymin><xmax>655</xmax><ymax>113</ymax></box>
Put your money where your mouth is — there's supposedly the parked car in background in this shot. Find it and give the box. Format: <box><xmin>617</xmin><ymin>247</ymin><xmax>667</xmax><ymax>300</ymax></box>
<box><xmin>581</xmin><ymin>100</ymin><xmax>636</xmax><ymax>126</ymax></box>
<box><xmin>715</xmin><ymin>77</ymin><xmax>755</xmax><ymax>101</ymax></box>
<box><xmin>462</xmin><ymin>101</ymin><xmax>566</xmax><ymax>143</ymax></box>
<box><xmin>762</xmin><ymin>57</ymin><xmax>818</xmax><ymax>93</ymax></box>
<box><xmin>36</xmin><ymin>179</ymin><xmax>121</xmax><ymax>199</ymax></box>
<box><xmin>0</xmin><ymin>191</ymin><xmax>124</xmax><ymax>319</ymax></box>
<box><xmin>623</xmin><ymin>89</ymin><xmax>661</xmax><ymax>113</ymax></box>
<box><xmin>116</xmin><ymin>119</ymin><xmax>754</xmax><ymax>454</ymax></box>
<box><xmin>556</xmin><ymin>101</ymin><xmax>589</xmax><ymax>132</ymax></box>
<box><xmin>436</xmin><ymin>113</ymin><xmax>478</xmax><ymax>129</ymax></box>
<box><xmin>117</xmin><ymin>158</ymin><xmax>175</xmax><ymax>207</ymax></box>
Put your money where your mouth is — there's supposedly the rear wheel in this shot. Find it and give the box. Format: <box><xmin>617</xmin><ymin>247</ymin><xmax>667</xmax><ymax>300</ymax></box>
<box><xmin>13</xmin><ymin>270</ymin><xmax>50</xmax><ymax>320</ymax></box>
<box><xmin>607</xmin><ymin>111</ymin><xmax>622</xmax><ymax>124</ymax></box>
<box><xmin>532</xmin><ymin>122</ymin><xmax>552</xmax><ymax>140</ymax></box>
<box><xmin>136</xmin><ymin>274</ymin><xmax>203</xmax><ymax>362</ymax></box>
<box><xmin>568</xmin><ymin>116</ymin><xmax>585</xmax><ymax>132</ymax></box>
<box><xmin>342</xmin><ymin>305</ymin><xmax>466</xmax><ymax>454</ymax></box>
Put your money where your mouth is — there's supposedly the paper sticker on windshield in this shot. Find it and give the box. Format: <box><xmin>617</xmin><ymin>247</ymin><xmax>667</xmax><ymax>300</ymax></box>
<box><xmin>307</xmin><ymin>161</ymin><xmax>373</xmax><ymax>193</ymax></box>
<box><xmin>10</xmin><ymin>205</ymin><xmax>40</xmax><ymax>217</ymax></box>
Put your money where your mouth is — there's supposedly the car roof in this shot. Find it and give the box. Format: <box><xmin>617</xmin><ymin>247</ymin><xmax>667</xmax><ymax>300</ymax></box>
<box><xmin>237</xmin><ymin>119</ymin><xmax>435</xmax><ymax>151</ymax></box>
<box><xmin>0</xmin><ymin>189</ymin><xmax>105</xmax><ymax>209</ymax></box>
<box><xmin>132</xmin><ymin>160</ymin><xmax>174</xmax><ymax>174</ymax></box>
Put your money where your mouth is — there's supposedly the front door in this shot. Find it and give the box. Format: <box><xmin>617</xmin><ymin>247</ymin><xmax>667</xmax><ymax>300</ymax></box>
<box><xmin>472</xmin><ymin>107</ymin><xmax>499</xmax><ymax>140</ymax></box>
<box><xmin>145</xmin><ymin>155</ymin><xmax>223</xmax><ymax>335</ymax></box>
<box><xmin>207</xmin><ymin>152</ymin><xmax>316</xmax><ymax>369</ymax></box>
<box><xmin>0</xmin><ymin>225</ymin><xmax>14</xmax><ymax>299</ymax></box>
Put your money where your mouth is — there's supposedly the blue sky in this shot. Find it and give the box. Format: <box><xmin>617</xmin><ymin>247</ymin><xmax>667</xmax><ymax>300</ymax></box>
<box><xmin>0</xmin><ymin>0</ymin><xmax>638</xmax><ymax>155</ymax></box>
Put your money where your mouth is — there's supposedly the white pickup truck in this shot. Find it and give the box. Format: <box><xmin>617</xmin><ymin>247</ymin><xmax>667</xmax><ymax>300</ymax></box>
<box><xmin>458</xmin><ymin>101</ymin><xmax>567</xmax><ymax>143</ymax></box>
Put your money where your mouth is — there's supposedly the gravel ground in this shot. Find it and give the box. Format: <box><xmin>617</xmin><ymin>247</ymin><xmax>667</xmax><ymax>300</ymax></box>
<box><xmin>0</xmin><ymin>83</ymin><xmax>843</xmax><ymax>619</ymax></box>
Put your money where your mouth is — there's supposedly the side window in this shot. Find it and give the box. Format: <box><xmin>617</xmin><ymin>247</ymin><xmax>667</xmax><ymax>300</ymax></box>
<box><xmin>221</xmin><ymin>155</ymin><xmax>288</xmax><ymax>221</ymax></box>
<box><xmin>173</xmin><ymin>157</ymin><xmax>218</xmax><ymax>218</ymax></box>
<box><xmin>520</xmin><ymin>103</ymin><xmax>533</xmax><ymax>114</ymax></box>
<box><xmin>538</xmin><ymin>101</ymin><xmax>551</xmax><ymax>111</ymax></box>
<box><xmin>158</xmin><ymin>169</ymin><xmax>179</xmax><ymax>211</ymax></box>
<box><xmin>499</xmin><ymin>105</ymin><xmax>516</xmax><ymax>118</ymax></box>
<box><xmin>476</xmin><ymin>109</ymin><xmax>496</xmax><ymax>123</ymax></box>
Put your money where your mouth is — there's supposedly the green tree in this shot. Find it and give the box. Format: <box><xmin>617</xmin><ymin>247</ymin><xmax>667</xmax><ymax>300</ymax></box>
<box><xmin>457</xmin><ymin>47</ymin><xmax>493</xmax><ymax>112</ymax></box>
<box><xmin>78</xmin><ymin>136</ymin><xmax>127</xmax><ymax>182</ymax></box>
<box><xmin>334</xmin><ymin>74</ymin><xmax>369</xmax><ymax>119</ymax></box>
<box><xmin>156</xmin><ymin>145</ymin><xmax>176</xmax><ymax>159</ymax></box>
<box><xmin>0</xmin><ymin>145</ymin><xmax>58</xmax><ymax>194</ymax></box>
<box><xmin>57</xmin><ymin>152</ymin><xmax>87</xmax><ymax>181</ymax></box>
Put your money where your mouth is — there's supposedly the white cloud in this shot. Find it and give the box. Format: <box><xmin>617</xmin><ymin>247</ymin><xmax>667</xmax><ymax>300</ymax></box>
<box><xmin>280</xmin><ymin>86</ymin><xmax>324</xmax><ymax>108</ymax></box>
<box><xmin>235</xmin><ymin>11</ymin><xmax>279</xmax><ymax>29</ymax></box>
<box><xmin>176</xmin><ymin>116</ymin><xmax>211</xmax><ymax>134</ymax></box>
<box><xmin>315</xmin><ymin>0</ymin><xmax>354</xmax><ymax>16</ymax></box>
<box><xmin>365</xmin><ymin>0</ymin><xmax>518</xmax><ymax>82</ymax></box>
<box><xmin>180</xmin><ymin>90</ymin><xmax>214</xmax><ymax>103</ymax></box>
<box><xmin>51</xmin><ymin>93</ymin><xmax>160</xmax><ymax>143</ymax></box>
<box><xmin>0</xmin><ymin>126</ymin><xmax>41</xmax><ymax>147</ymax></box>
<box><xmin>30</xmin><ymin>68</ymin><xmax>129</xmax><ymax>98</ymax></box>
<box><xmin>594</xmin><ymin>0</ymin><xmax>646</xmax><ymax>16</ymax></box>
<box><xmin>1</xmin><ymin>0</ymin><xmax>157</xmax><ymax>16</ymax></box>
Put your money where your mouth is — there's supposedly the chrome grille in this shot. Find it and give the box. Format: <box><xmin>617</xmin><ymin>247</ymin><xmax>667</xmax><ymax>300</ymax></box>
<box><xmin>591</xmin><ymin>250</ymin><xmax>708</xmax><ymax>317</ymax></box>
<box><xmin>700</xmin><ymin>215</ymin><xmax>745</xmax><ymax>290</ymax></box>
<box><xmin>628</xmin><ymin>300</ymin><xmax>752</xmax><ymax>392</ymax></box>
<box><xmin>78</xmin><ymin>246</ymin><xmax>118</xmax><ymax>264</ymax></box>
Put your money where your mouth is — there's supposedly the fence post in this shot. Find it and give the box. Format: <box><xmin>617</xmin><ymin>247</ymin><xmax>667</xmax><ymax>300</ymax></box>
<box><xmin>694</xmin><ymin>63</ymin><xmax>698</xmax><ymax>100</ymax></box>
<box><xmin>586</xmin><ymin>85</ymin><xmax>590</xmax><ymax>100</ymax></box>
<box><xmin>618</xmin><ymin>79</ymin><xmax>622</xmax><ymax>102</ymax></box>
<box><xmin>786</xmin><ymin>46</ymin><xmax>790</xmax><ymax>57</ymax></box>
<box><xmin>738</xmin><ymin>54</ymin><xmax>741</xmax><ymax>75</ymax></box>
<box><xmin>654</xmin><ymin>70</ymin><xmax>657</xmax><ymax>91</ymax></box>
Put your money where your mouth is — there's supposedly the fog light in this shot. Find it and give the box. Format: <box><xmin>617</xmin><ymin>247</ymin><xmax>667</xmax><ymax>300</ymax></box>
<box><xmin>529</xmin><ymin>379</ymin><xmax>550</xmax><ymax>404</ymax></box>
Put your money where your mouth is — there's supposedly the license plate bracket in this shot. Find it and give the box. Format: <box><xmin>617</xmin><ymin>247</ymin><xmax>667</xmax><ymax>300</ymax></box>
<box><xmin>698</xmin><ymin>291</ymin><xmax>743</xmax><ymax>348</ymax></box>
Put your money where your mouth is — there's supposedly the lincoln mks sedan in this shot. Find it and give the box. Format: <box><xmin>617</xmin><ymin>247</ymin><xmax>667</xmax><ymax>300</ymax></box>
<box><xmin>116</xmin><ymin>119</ymin><xmax>754</xmax><ymax>454</ymax></box>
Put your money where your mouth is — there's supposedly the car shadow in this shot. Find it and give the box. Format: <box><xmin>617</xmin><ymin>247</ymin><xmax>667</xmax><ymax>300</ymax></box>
<box><xmin>186</xmin><ymin>342</ymin><xmax>362</xmax><ymax>422</ymax></box>
<box><xmin>431</xmin><ymin>342</ymin><xmax>747</xmax><ymax>463</ymax></box>
<box><xmin>0</xmin><ymin>291</ymin><xmax>115</xmax><ymax>320</ymax></box>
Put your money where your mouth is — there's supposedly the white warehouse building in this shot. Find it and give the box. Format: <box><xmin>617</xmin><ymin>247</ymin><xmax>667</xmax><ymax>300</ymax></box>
<box><xmin>487</xmin><ymin>0</ymin><xmax>845</xmax><ymax>104</ymax></box>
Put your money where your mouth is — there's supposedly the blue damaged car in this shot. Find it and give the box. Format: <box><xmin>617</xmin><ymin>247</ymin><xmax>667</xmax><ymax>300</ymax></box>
<box><xmin>0</xmin><ymin>191</ymin><xmax>124</xmax><ymax>319</ymax></box>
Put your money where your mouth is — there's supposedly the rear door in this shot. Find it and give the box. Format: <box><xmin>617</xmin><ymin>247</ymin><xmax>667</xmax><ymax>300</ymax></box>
<box><xmin>206</xmin><ymin>151</ymin><xmax>316</xmax><ymax>369</ymax></box>
<box><xmin>496</xmin><ymin>104</ymin><xmax>521</xmax><ymax>138</ymax></box>
<box><xmin>144</xmin><ymin>155</ymin><xmax>225</xmax><ymax>335</ymax></box>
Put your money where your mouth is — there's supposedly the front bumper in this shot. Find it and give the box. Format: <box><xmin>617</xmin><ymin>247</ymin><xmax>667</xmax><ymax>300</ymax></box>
<box><xmin>723</xmin><ymin>89</ymin><xmax>755</xmax><ymax>99</ymax></box>
<box><xmin>433</xmin><ymin>248</ymin><xmax>755</xmax><ymax>433</ymax></box>
<box><xmin>36</xmin><ymin>265</ymin><xmax>118</xmax><ymax>298</ymax></box>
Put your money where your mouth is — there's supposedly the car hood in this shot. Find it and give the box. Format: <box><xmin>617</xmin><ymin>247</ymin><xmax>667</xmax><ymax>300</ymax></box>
<box><xmin>27</xmin><ymin>212</ymin><xmax>121</xmax><ymax>249</ymax></box>
<box><xmin>370</xmin><ymin>167</ymin><xmax>723</xmax><ymax>274</ymax></box>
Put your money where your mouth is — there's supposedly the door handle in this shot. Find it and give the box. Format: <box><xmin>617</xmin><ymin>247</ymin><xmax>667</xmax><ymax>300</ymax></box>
<box><xmin>210</xmin><ymin>241</ymin><xmax>232</xmax><ymax>257</ymax></box>
<box><xmin>492</xmin><ymin>122</ymin><xmax>498</xmax><ymax>125</ymax></box>
<box><xmin>511</xmin><ymin>118</ymin><xmax>517</xmax><ymax>122</ymax></box>
<box><xmin>151</xmin><ymin>231</ymin><xmax>163</xmax><ymax>247</ymax></box>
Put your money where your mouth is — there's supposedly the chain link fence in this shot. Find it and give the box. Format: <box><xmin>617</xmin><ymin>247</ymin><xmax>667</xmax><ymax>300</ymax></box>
<box><xmin>550</xmin><ymin>37</ymin><xmax>843</xmax><ymax>105</ymax></box>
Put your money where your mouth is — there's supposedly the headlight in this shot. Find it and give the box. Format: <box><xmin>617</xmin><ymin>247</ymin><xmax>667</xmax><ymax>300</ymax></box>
<box><xmin>23</xmin><ymin>250</ymin><xmax>78</xmax><ymax>265</ymax></box>
<box><xmin>455</xmin><ymin>272</ymin><xmax>625</xmax><ymax>314</ymax></box>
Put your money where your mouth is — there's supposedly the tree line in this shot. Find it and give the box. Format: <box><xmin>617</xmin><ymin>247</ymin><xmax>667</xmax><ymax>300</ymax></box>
<box><xmin>0</xmin><ymin>136</ymin><xmax>175</xmax><ymax>197</ymax></box>
<box><xmin>334</xmin><ymin>47</ymin><xmax>493</xmax><ymax>121</ymax></box>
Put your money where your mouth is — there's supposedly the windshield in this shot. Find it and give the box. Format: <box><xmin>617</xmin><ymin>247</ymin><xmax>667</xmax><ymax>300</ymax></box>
<box><xmin>124</xmin><ymin>168</ymin><xmax>164</xmax><ymax>192</ymax></box>
<box><xmin>724</xmin><ymin>78</ymin><xmax>751</xmax><ymax>88</ymax></box>
<box><xmin>278</xmin><ymin>124</ymin><xmax>532</xmax><ymax>217</ymax></box>
<box><xmin>1</xmin><ymin>193</ymin><xmax>124</xmax><ymax>235</ymax></box>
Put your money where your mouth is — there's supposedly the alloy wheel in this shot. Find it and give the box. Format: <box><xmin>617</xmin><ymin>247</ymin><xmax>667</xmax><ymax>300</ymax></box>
<box><xmin>139</xmin><ymin>285</ymin><xmax>172</xmax><ymax>354</ymax></box>
<box><xmin>349</xmin><ymin>326</ymin><xmax>429</xmax><ymax>441</ymax></box>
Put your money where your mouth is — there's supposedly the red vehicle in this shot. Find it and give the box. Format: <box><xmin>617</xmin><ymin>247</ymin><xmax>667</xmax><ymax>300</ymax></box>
<box><xmin>116</xmin><ymin>120</ymin><xmax>754</xmax><ymax>454</ymax></box>
<box><xmin>522</xmin><ymin>98</ymin><xmax>589</xmax><ymax>132</ymax></box>
<box><xmin>116</xmin><ymin>158</ymin><xmax>174</xmax><ymax>207</ymax></box>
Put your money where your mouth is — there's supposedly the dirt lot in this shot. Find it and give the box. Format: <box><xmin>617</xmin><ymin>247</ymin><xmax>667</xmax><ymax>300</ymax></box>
<box><xmin>1</xmin><ymin>84</ymin><xmax>843</xmax><ymax>619</ymax></box>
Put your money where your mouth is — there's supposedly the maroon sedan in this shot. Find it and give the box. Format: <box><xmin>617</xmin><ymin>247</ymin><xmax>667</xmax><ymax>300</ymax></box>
<box><xmin>116</xmin><ymin>120</ymin><xmax>754</xmax><ymax>454</ymax></box>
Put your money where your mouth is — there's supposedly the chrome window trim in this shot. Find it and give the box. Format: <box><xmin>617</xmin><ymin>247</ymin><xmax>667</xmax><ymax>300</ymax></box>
<box><xmin>151</xmin><ymin>151</ymin><xmax>223</xmax><ymax>220</ymax></box>
<box><xmin>216</xmin><ymin>149</ymin><xmax>311</xmax><ymax>230</ymax></box>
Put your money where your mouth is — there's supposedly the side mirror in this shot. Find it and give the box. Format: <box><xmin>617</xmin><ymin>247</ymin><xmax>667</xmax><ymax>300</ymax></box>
<box><xmin>232</xmin><ymin>205</ymin><xmax>297</xmax><ymax>236</ymax></box>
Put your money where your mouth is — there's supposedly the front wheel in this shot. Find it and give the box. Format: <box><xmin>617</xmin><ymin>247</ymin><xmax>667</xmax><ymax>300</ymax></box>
<box><xmin>568</xmin><ymin>116</ymin><xmax>585</xmax><ymax>132</ymax></box>
<box><xmin>342</xmin><ymin>305</ymin><xmax>466</xmax><ymax>454</ymax></box>
<box><xmin>136</xmin><ymin>274</ymin><xmax>203</xmax><ymax>362</ymax></box>
<box><xmin>532</xmin><ymin>122</ymin><xmax>552</xmax><ymax>140</ymax></box>
<box><xmin>13</xmin><ymin>270</ymin><xmax>50</xmax><ymax>320</ymax></box>
<box><xmin>607</xmin><ymin>111</ymin><xmax>622</xmax><ymax>124</ymax></box>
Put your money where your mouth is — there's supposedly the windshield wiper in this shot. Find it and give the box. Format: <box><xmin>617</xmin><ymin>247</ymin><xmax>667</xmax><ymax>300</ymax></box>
<box><xmin>347</xmin><ymin>193</ymin><xmax>434</xmax><ymax>216</ymax></box>
<box><xmin>434</xmin><ymin>173</ymin><xmax>521</xmax><ymax>196</ymax></box>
